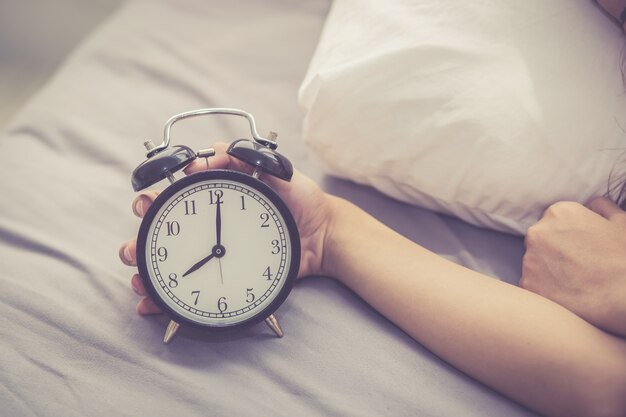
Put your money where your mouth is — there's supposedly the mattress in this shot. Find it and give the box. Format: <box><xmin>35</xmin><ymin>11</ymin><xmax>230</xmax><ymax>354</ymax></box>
<box><xmin>0</xmin><ymin>1</ymin><xmax>536</xmax><ymax>416</ymax></box>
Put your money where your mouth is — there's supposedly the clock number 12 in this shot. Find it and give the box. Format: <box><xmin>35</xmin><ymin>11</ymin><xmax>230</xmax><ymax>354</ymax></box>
<box><xmin>209</xmin><ymin>190</ymin><xmax>223</xmax><ymax>205</ymax></box>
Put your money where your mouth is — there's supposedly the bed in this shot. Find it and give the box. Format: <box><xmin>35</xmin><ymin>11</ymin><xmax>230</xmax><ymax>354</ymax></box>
<box><xmin>0</xmin><ymin>1</ymin><xmax>544</xmax><ymax>416</ymax></box>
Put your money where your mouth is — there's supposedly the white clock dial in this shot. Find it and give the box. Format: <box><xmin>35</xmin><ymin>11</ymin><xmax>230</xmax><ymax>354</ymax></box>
<box><xmin>142</xmin><ymin>175</ymin><xmax>295</xmax><ymax>327</ymax></box>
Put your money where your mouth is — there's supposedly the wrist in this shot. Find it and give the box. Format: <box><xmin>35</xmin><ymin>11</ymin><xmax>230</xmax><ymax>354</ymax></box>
<box><xmin>319</xmin><ymin>195</ymin><xmax>355</xmax><ymax>280</ymax></box>
<box><xmin>605</xmin><ymin>279</ymin><xmax>626</xmax><ymax>337</ymax></box>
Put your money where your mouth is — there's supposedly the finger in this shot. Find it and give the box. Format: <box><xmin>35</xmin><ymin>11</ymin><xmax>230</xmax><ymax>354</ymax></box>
<box><xmin>131</xmin><ymin>273</ymin><xmax>147</xmax><ymax>296</ymax></box>
<box><xmin>184</xmin><ymin>142</ymin><xmax>228</xmax><ymax>174</ymax></box>
<box><xmin>136</xmin><ymin>297</ymin><xmax>162</xmax><ymax>315</ymax></box>
<box><xmin>132</xmin><ymin>190</ymin><xmax>160</xmax><ymax>218</ymax></box>
<box><xmin>184</xmin><ymin>142</ymin><xmax>254</xmax><ymax>176</ymax></box>
<box><xmin>119</xmin><ymin>240</ymin><xmax>137</xmax><ymax>266</ymax></box>
<box><xmin>587</xmin><ymin>196</ymin><xmax>625</xmax><ymax>221</ymax></box>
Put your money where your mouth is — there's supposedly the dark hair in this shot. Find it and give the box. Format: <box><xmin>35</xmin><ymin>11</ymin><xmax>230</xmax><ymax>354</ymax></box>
<box><xmin>608</xmin><ymin>170</ymin><xmax>626</xmax><ymax>210</ymax></box>
<box><xmin>608</xmin><ymin>47</ymin><xmax>626</xmax><ymax>210</ymax></box>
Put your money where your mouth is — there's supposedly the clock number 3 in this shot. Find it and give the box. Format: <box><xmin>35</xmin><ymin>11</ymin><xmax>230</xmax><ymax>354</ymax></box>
<box><xmin>271</xmin><ymin>239</ymin><xmax>280</xmax><ymax>254</ymax></box>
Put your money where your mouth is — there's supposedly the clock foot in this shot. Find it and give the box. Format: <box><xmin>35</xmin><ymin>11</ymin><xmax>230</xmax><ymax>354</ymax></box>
<box><xmin>265</xmin><ymin>314</ymin><xmax>283</xmax><ymax>338</ymax></box>
<box><xmin>163</xmin><ymin>320</ymin><xmax>180</xmax><ymax>344</ymax></box>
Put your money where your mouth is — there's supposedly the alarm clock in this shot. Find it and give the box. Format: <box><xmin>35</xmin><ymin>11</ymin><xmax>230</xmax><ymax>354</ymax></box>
<box><xmin>131</xmin><ymin>108</ymin><xmax>300</xmax><ymax>344</ymax></box>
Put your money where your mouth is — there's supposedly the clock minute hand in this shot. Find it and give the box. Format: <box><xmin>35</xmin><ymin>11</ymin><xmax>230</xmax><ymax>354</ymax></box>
<box><xmin>182</xmin><ymin>253</ymin><xmax>215</xmax><ymax>277</ymax></box>
<box><xmin>215</xmin><ymin>199</ymin><xmax>222</xmax><ymax>247</ymax></box>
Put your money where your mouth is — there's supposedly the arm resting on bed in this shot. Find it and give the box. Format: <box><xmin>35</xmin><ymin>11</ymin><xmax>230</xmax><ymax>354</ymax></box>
<box><xmin>322</xmin><ymin>196</ymin><xmax>626</xmax><ymax>417</ymax></box>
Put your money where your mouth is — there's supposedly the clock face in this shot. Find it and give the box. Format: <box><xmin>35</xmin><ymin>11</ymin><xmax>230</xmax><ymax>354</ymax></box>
<box><xmin>136</xmin><ymin>170</ymin><xmax>300</xmax><ymax>329</ymax></box>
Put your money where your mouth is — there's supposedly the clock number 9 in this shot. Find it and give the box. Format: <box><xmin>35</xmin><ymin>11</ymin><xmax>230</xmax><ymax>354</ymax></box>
<box><xmin>157</xmin><ymin>247</ymin><xmax>168</xmax><ymax>262</ymax></box>
<box><xmin>217</xmin><ymin>296</ymin><xmax>228</xmax><ymax>313</ymax></box>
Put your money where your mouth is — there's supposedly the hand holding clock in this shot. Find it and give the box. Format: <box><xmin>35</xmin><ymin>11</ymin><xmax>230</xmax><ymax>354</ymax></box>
<box><xmin>119</xmin><ymin>142</ymin><xmax>333</xmax><ymax>314</ymax></box>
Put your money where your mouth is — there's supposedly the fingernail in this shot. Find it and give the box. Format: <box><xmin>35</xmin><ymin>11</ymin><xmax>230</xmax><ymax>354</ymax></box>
<box><xmin>131</xmin><ymin>278</ymin><xmax>142</xmax><ymax>296</ymax></box>
<box><xmin>133</xmin><ymin>196</ymin><xmax>147</xmax><ymax>216</ymax></box>
<box><xmin>123</xmin><ymin>245</ymin><xmax>132</xmax><ymax>263</ymax></box>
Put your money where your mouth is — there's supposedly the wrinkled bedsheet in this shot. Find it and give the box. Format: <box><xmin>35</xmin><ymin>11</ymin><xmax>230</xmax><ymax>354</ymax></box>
<box><xmin>0</xmin><ymin>1</ymin><xmax>537</xmax><ymax>416</ymax></box>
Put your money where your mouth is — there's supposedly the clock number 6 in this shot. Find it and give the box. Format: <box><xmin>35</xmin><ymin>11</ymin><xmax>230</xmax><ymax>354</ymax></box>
<box><xmin>217</xmin><ymin>296</ymin><xmax>228</xmax><ymax>313</ymax></box>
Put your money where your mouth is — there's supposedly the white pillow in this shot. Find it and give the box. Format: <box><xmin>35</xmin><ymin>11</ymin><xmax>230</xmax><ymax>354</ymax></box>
<box><xmin>298</xmin><ymin>0</ymin><xmax>626</xmax><ymax>234</ymax></box>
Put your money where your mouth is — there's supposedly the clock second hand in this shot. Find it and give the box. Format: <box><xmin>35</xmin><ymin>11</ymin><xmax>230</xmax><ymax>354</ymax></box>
<box><xmin>218</xmin><ymin>258</ymin><xmax>224</xmax><ymax>285</ymax></box>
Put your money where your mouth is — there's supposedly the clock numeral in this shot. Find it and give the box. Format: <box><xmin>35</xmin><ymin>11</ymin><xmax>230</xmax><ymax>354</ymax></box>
<box><xmin>209</xmin><ymin>190</ymin><xmax>224</xmax><ymax>205</ymax></box>
<box><xmin>246</xmin><ymin>288</ymin><xmax>255</xmax><ymax>303</ymax></box>
<box><xmin>191</xmin><ymin>290</ymin><xmax>200</xmax><ymax>305</ymax></box>
<box><xmin>262</xmin><ymin>266</ymin><xmax>273</xmax><ymax>281</ymax></box>
<box><xmin>157</xmin><ymin>247</ymin><xmax>168</xmax><ymax>262</ymax></box>
<box><xmin>217</xmin><ymin>296</ymin><xmax>228</xmax><ymax>313</ymax></box>
<box><xmin>271</xmin><ymin>239</ymin><xmax>280</xmax><ymax>255</ymax></box>
<box><xmin>240</xmin><ymin>195</ymin><xmax>246</xmax><ymax>210</ymax></box>
<box><xmin>168</xmin><ymin>273</ymin><xmax>178</xmax><ymax>288</ymax></box>
<box><xmin>260</xmin><ymin>212</ymin><xmax>270</xmax><ymax>228</ymax></box>
<box><xmin>166</xmin><ymin>221</ymin><xmax>180</xmax><ymax>236</ymax></box>
<box><xmin>184</xmin><ymin>200</ymin><xmax>197</xmax><ymax>215</ymax></box>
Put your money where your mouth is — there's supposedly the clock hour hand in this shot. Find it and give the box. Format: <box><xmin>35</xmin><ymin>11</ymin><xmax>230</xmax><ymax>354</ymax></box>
<box><xmin>182</xmin><ymin>253</ymin><xmax>215</xmax><ymax>277</ymax></box>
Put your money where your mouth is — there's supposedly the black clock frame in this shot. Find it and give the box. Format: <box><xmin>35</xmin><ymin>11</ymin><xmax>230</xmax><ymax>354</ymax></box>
<box><xmin>136</xmin><ymin>169</ymin><xmax>301</xmax><ymax>332</ymax></box>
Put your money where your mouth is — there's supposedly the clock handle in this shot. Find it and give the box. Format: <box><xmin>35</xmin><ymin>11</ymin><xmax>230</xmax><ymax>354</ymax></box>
<box><xmin>147</xmin><ymin>108</ymin><xmax>278</xmax><ymax>158</ymax></box>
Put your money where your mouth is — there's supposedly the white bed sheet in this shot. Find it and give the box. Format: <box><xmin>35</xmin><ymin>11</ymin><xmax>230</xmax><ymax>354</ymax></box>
<box><xmin>0</xmin><ymin>1</ymin><xmax>536</xmax><ymax>416</ymax></box>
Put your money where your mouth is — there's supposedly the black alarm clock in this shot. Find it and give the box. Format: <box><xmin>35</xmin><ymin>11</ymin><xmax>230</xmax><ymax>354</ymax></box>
<box><xmin>131</xmin><ymin>108</ymin><xmax>300</xmax><ymax>344</ymax></box>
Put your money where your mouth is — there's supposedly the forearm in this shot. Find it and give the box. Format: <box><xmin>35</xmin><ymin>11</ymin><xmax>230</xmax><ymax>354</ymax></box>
<box><xmin>323</xmin><ymin>196</ymin><xmax>626</xmax><ymax>417</ymax></box>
